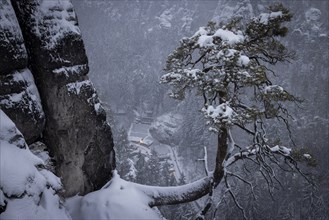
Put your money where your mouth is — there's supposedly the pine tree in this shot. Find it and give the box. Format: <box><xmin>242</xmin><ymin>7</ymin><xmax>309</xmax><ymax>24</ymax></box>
<box><xmin>146</xmin><ymin>150</ymin><xmax>162</xmax><ymax>185</ymax></box>
<box><xmin>178</xmin><ymin>173</ymin><xmax>186</xmax><ymax>185</ymax></box>
<box><xmin>161</xmin><ymin>2</ymin><xmax>299</xmax><ymax>184</ymax></box>
<box><xmin>135</xmin><ymin>151</ymin><xmax>148</xmax><ymax>184</ymax></box>
<box><xmin>161</xmin><ymin>160</ymin><xmax>172</xmax><ymax>186</ymax></box>
<box><xmin>159</xmin><ymin>3</ymin><xmax>310</xmax><ymax>218</ymax></box>
<box><xmin>114</xmin><ymin>128</ymin><xmax>135</xmax><ymax>179</ymax></box>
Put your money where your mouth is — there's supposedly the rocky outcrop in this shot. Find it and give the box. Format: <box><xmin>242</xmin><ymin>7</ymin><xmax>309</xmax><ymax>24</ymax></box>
<box><xmin>0</xmin><ymin>110</ymin><xmax>70</xmax><ymax>219</ymax></box>
<box><xmin>0</xmin><ymin>0</ymin><xmax>45</xmax><ymax>144</ymax></box>
<box><xmin>10</xmin><ymin>0</ymin><xmax>115</xmax><ymax>197</ymax></box>
<box><xmin>149</xmin><ymin>113</ymin><xmax>183</xmax><ymax>145</ymax></box>
<box><xmin>0</xmin><ymin>0</ymin><xmax>26</xmax><ymax>74</ymax></box>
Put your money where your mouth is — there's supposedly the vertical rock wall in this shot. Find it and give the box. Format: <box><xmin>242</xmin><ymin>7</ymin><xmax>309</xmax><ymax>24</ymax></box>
<box><xmin>7</xmin><ymin>0</ymin><xmax>116</xmax><ymax>196</ymax></box>
<box><xmin>0</xmin><ymin>0</ymin><xmax>45</xmax><ymax>144</ymax></box>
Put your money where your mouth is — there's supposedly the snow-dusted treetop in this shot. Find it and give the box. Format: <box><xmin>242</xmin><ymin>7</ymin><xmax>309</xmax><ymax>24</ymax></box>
<box><xmin>161</xmin><ymin>3</ymin><xmax>297</xmax><ymax>130</ymax></box>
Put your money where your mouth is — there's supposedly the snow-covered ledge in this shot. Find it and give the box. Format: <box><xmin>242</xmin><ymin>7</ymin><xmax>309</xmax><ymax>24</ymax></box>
<box><xmin>66</xmin><ymin>171</ymin><xmax>212</xmax><ymax>219</ymax></box>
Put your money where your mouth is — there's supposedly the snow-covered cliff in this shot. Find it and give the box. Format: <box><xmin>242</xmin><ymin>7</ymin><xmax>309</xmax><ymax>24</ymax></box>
<box><xmin>1</xmin><ymin>0</ymin><xmax>116</xmax><ymax>200</ymax></box>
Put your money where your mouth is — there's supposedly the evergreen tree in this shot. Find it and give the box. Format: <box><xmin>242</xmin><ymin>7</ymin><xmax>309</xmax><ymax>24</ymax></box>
<box><xmin>161</xmin><ymin>160</ymin><xmax>173</xmax><ymax>186</ymax></box>
<box><xmin>135</xmin><ymin>151</ymin><xmax>149</xmax><ymax>184</ymax></box>
<box><xmin>146</xmin><ymin>150</ymin><xmax>162</xmax><ymax>185</ymax></box>
<box><xmin>114</xmin><ymin>128</ymin><xmax>136</xmax><ymax>180</ymax></box>
<box><xmin>178</xmin><ymin>173</ymin><xmax>186</xmax><ymax>185</ymax></box>
<box><xmin>160</xmin><ymin>3</ymin><xmax>310</xmax><ymax>218</ymax></box>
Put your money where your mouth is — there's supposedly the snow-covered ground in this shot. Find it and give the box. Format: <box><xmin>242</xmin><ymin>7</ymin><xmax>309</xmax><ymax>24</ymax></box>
<box><xmin>66</xmin><ymin>171</ymin><xmax>163</xmax><ymax>220</ymax></box>
<box><xmin>0</xmin><ymin>110</ymin><xmax>70</xmax><ymax>219</ymax></box>
<box><xmin>1</xmin><ymin>110</ymin><xmax>164</xmax><ymax>219</ymax></box>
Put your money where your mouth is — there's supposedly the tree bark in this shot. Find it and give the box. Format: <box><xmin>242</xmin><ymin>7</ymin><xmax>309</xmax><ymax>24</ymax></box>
<box><xmin>213</xmin><ymin>128</ymin><xmax>228</xmax><ymax>187</ymax></box>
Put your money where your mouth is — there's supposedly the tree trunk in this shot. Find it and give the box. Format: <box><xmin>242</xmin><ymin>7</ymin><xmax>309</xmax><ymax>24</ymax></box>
<box><xmin>213</xmin><ymin>128</ymin><xmax>228</xmax><ymax>187</ymax></box>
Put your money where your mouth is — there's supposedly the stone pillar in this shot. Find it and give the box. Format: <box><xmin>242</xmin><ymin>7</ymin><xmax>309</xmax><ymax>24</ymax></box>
<box><xmin>11</xmin><ymin>0</ymin><xmax>115</xmax><ymax>196</ymax></box>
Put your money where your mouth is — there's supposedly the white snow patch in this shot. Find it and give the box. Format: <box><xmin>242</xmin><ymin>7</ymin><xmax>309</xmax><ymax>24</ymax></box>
<box><xmin>39</xmin><ymin>169</ymin><xmax>62</xmax><ymax>191</ymax></box>
<box><xmin>270</xmin><ymin>145</ymin><xmax>291</xmax><ymax>156</ymax></box>
<box><xmin>0</xmin><ymin>111</ymin><xmax>70</xmax><ymax>219</ymax></box>
<box><xmin>203</xmin><ymin>103</ymin><xmax>235</xmax><ymax>124</ymax></box>
<box><xmin>263</xmin><ymin>85</ymin><xmax>284</xmax><ymax>94</ymax></box>
<box><xmin>0</xmin><ymin>110</ymin><xmax>25</xmax><ymax>147</ymax></box>
<box><xmin>136</xmin><ymin>176</ymin><xmax>211</xmax><ymax>206</ymax></box>
<box><xmin>259</xmin><ymin>11</ymin><xmax>283</xmax><ymax>25</ymax></box>
<box><xmin>0</xmin><ymin>190</ymin><xmax>5</xmax><ymax>206</ymax></box>
<box><xmin>52</xmin><ymin>64</ymin><xmax>88</xmax><ymax>77</ymax></box>
<box><xmin>223</xmin><ymin>49</ymin><xmax>238</xmax><ymax>58</ymax></box>
<box><xmin>1</xmin><ymin>189</ymin><xmax>71</xmax><ymax>220</ymax></box>
<box><xmin>0</xmin><ymin>0</ymin><xmax>25</xmax><ymax>41</ymax></box>
<box><xmin>0</xmin><ymin>69</ymin><xmax>44</xmax><ymax>115</ymax></box>
<box><xmin>225</xmin><ymin>151</ymin><xmax>251</xmax><ymax>167</ymax></box>
<box><xmin>66</xmin><ymin>171</ymin><xmax>162</xmax><ymax>220</ymax></box>
<box><xmin>196</xmin><ymin>28</ymin><xmax>244</xmax><ymax>47</ymax></box>
<box><xmin>94</xmin><ymin>102</ymin><xmax>101</xmax><ymax>112</ymax></box>
<box><xmin>184</xmin><ymin>69</ymin><xmax>201</xmax><ymax>80</ymax></box>
<box><xmin>198</xmin><ymin>35</ymin><xmax>214</xmax><ymax>47</ymax></box>
<box><xmin>237</xmin><ymin>55</ymin><xmax>250</xmax><ymax>66</ymax></box>
<box><xmin>33</xmin><ymin>0</ymin><xmax>81</xmax><ymax>49</ymax></box>
<box><xmin>270</xmin><ymin>11</ymin><xmax>283</xmax><ymax>19</ymax></box>
<box><xmin>67</xmin><ymin>80</ymin><xmax>92</xmax><ymax>95</ymax></box>
<box><xmin>0</xmin><ymin>140</ymin><xmax>45</xmax><ymax>197</ymax></box>
<box><xmin>214</xmin><ymin>29</ymin><xmax>245</xmax><ymax>45</ymax></box>
<box><xmin>0</xmin><ymin>91</ymin><xmax>23</xmax><ymax>104</ymax></box>
<box><xmin>303</xmin><ymin>154</ymin><xmax>312</xmax><ymax>159</ymax></box>
<box><xmin>126</xmin><ymin>159</ymin><xmax>137</xmax><ymax>179</ymax></box>
<box><xmin>20</xmin><ymin>69</ymin><xmax>43</xmax><ymax>114</ymax></box>
<box><xmin>193</xmin><ymin>27</ymin><xmax>208</xmax><ymax>37</ymax></box>
<box><xmin>161</xmin><ymin>72</ymin><xmax>182</xmax><ymax>83</ymax></box>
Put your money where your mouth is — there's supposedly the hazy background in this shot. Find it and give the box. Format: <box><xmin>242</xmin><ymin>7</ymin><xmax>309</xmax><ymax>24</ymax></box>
<box><xmin>73</xmin><ymin>1</ymin><xmax>329</xmax><ymax>219</ymax></box>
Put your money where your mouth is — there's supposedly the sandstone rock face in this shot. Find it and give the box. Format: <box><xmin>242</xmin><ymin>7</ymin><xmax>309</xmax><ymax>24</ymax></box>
<box><xmin>11</xmin><ymin>0</ymin><xmax>115</xmax><ymax>196</ymax></box>
<box><xmin>0</xmin><ymin>0</ymin><xmax>45</xmax><ymax>144</ymax></box>
<box><xmin>0</xmin><ymin>0</ymin><xmax>26</xmax><ymax>74</ymax></box>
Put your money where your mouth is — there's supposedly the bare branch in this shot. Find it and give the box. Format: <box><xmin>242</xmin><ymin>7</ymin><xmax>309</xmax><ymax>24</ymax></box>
<box><xmin>226</xmin><ymin>171</ymin><xmax>256</xmax><ymax>200</ymax></box>
<box><xmin>225</xmin><ymin>174</ymin><xmax>247</xmax><ymax>220</ymax></box>
<box><xmin>234</xmin><ymin>123</ymin><xmax>256</xmax><ymax>135</ymax></box>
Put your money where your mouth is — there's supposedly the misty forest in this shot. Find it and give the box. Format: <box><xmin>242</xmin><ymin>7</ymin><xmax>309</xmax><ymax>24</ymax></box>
<box><xmin>0</xmin><ymin>0</ymin><xmax>328</xmax><ymax>219</ymax></box>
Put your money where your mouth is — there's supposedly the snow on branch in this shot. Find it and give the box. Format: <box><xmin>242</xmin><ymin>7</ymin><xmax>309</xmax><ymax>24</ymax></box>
<box><xmin>202</xmin><ymin>103</ymin><xmax>236</xmax><ymax>126</ymax></box>
<box><xmin>135</xmin><ymin>176</ymin><xmax>212</xmax><ymax>207</ymax></box>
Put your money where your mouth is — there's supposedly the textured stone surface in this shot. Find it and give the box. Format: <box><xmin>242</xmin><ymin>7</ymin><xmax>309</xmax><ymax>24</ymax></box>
<box><xmin>0</xmin><ymin>0</ymin><xmax>45</xmax><ymax>144</ymax></box>
<box><xmin>12</xmin><ymin>0</ymin><xmax>115</xmax><ymax>196</ymax></box>
<box><xmin>0</xmin><ymin>0</ymin><xmax>27</xmax><ymax>75</ymax></box>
